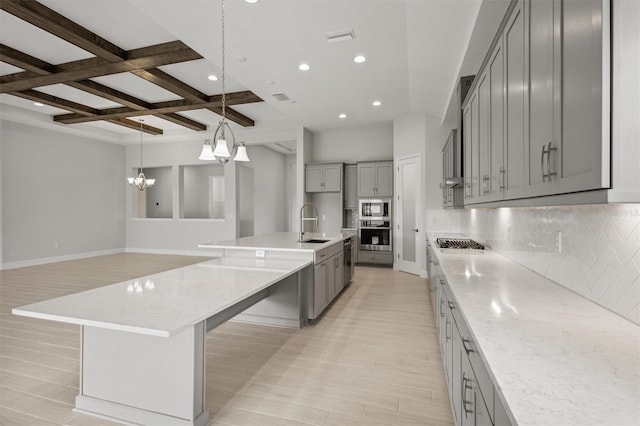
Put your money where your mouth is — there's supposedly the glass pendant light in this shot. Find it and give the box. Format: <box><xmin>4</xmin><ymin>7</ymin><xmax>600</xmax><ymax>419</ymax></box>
<box><xmin>199</xmin><ymin>0</ymin><xmax>250</xmax><ymax>164</ymax></box>
<box><xmin>127</xmin><ymin>119</ymin><xmax>155</xmax><ymax>190</ymax></box>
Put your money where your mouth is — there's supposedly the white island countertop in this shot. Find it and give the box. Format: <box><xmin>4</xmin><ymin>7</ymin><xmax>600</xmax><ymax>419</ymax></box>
<box><xmin>12</xmin><ymin>257</ymin><xmax>311</xmax><ymax>338</ymax></box>
<box><xmin>198</xmin><ymin>231</ymin><xmax>351</xmax><ymax>253</ymax></box>
<box><xmin>427</xmin><ymin>234</ymin><xmax>640</xmax><ymax>426</ymax></box>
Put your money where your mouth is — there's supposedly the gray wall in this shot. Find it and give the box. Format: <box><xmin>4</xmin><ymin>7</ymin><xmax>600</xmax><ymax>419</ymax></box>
<box><xmin>1</xmin><ymin>120</ymin><xmax>126</xmax><ymax>266</ymax></box>
<box><xmin>248</xmin><ymin>145</ymin><xmax>286</xmax><ymax>236</ymax></box>
<box><xmin>312</xmin><ymin>127</ymin><xmax>393</xmax><ymax>162</ymax></box>
<box><xmin>126</xmin><ymin>140</ymin><xmax>287</xmax><ymax>252</ymax></box>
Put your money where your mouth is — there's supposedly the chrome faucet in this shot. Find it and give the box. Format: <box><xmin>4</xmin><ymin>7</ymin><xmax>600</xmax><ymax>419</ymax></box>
<box><xmin>299</xmin><ymin>203</ymin><xmax>319</xmax><ymax>242</ymax></box>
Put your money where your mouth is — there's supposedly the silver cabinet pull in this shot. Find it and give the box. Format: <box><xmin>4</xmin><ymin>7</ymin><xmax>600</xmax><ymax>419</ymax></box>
<box><xmin>482</xmin><ymin>175</ymin><xmax>490</xmax><ymax>194</ymax></box>
<box><xmin>412</xmin><ymin>228</ymin><xmax>419</xmax><ymax>232</ymax></box>
<box><xmin>541</xmin><ymin>144</ymin><xmax>547</xmax><ymax>182</ymax></box>
<box><xmin>546</xmin><ymin>141</ymin><xmax>557</xmax><ymax>180</ymax></box>
<box><xmin>462</xmin><ymin>338</ymin><xmax>474</xmax><ymax>355</ymax></box>
<box><xmin>542</xmin><ymin>141</ymin><xmax>557</xmax><ymax>182</ymax></box>
<box><xmin>499</xmin><ymin>167</ymin><xmax>505</xmax><ymax>191</ymax></box>
<box><xmin>448</xmin><ymin>301</ymin><xmax>455</xmax><ymax>310</ymax></box>
<box><xmin>445</xmin><ymin>318</ymin><xmax>451</xmax><ymax>341</ymax></box>
<box><xmin>439</xmin><ymin>299</ymin><xmax>445</xmax><ymax>318</ymax></box>
<box><xmin>462</xmin><ymin>373</ymin><xmax>473</xmax><ymax>417</ymax></box>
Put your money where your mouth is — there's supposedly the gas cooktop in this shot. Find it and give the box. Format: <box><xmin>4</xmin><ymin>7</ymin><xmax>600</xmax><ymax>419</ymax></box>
<box><xmin>436</xmin><ymin>237</ymin><xmax>485</xmax><ymax>250</ymax></box>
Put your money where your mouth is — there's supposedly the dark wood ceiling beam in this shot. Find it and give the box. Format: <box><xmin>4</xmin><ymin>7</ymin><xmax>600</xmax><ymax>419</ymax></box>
<box><xmin>52</xmin><ymin>91</ymin><xmax>261</xmax><ymax>124</ymax></box>
<box><xmin>131</xmin><ymin>68</ymin><xmax>207</xmax><ymax>103</ymax></box>
<box><xmin>0</xmin><ymin>43</ymin><xmax>54</xmax><ymax>74</ymax></box>
<box><xmin>157</xmin><ymin>113</ymin><xmax>207</xmax><ymax>131</ymax></box>
<box><xmin>207</xmin><ymin>107</ymin><xmax>255</xmax><ymax>127</ymax></box>
<box><xmin>108</xmin><ymin>118</ymin><xmax>163</xmax><ymax>135</ymax></box>
<box><xmin>0</xmin><ymin>41</ymin><xmax>201</xmax><ymax>93</ymax></box>
<box><xmin>67</xmin><ymin>80</ymin><xmax>150</xmax><ymax>111</ymax></box>
<box><xmin>1</xmin><ymin>0</ymin><xmax>126</xmax><ymax>61</ymax></box>
<box><xmin>11</xmin><ymin>89</ymin><xmax>99</xmax><ymax>115</ymax></box>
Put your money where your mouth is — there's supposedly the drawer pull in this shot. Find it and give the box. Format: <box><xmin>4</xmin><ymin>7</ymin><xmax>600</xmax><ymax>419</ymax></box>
<box><xmin>462</xmin><ymin>338</ymin><xmax>474</xmax><ymax>355</ymax></box>
<box><xmin>462</xmin><ymin>373</ymin><xmax>474</xmax><ymax>417</ymax></box>
<box><xmin>448</xmin><ymin>301</ymin><xmax>455</xmax><ymax>310</ymax></box>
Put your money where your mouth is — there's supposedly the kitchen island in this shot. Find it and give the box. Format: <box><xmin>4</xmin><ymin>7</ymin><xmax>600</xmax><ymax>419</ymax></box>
<box><xmin>427</xmin><ymin>234</ymin><xmax>640</xmax><ymax>426</ymax></box>
<box><xmin>199</xmin><ymin>231</ymin><xmax>354</xmax><ymax>320</ymax></box>
<box><xmin>12</xmin><ymin>256</ymin><xmax>312</xmax><ymax>426</ymax></box>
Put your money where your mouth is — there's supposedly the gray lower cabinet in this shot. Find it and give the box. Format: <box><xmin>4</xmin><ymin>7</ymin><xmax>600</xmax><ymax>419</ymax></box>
<box><xmin>436</xmin><ymin>277</ymin><xmax>512</xmax><ymax>426</ymax></box>
<box><xmin>310</xmin><ymin>243</ymin><xmax>344</xmax><ymax>319</ymax></box>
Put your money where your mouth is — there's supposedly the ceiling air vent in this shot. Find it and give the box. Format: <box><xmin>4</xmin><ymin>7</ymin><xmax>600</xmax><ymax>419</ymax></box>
<box><xmin>272</xmin><ymin>93</ymin><xmax>290</xmax><ymax>101</ymax></box>
<box><xmin>325</xmin><ymin>29</ymin><xmax>355</xmax><ymax>44</ymax></box>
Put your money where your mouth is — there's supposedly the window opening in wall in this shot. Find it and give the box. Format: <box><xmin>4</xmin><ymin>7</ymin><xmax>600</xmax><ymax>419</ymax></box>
<box><xmin>133</xmin><ymin>166</ymin><xmax>172</xmax><ymax>218</ymax></box>
<box><xmin>182</xmin><ymin>164</ymin><xmax>225</xmax><ymax>219</ymax></box>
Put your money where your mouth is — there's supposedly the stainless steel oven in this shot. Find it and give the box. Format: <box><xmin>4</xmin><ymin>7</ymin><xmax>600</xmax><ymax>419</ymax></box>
<box><xmin>359</xmin><ymin>199</ymin><xmax>390</xmax><ymax>220</ymax></box>
<box><xmin>358</xmin><ymin>199</ymin><xmax>392</xmax><ymax>254</ymax></box>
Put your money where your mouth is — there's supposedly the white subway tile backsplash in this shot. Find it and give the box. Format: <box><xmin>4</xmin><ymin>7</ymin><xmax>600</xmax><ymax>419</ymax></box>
<box><xmin>427</xmin><ymin>204</ymin><xmax>640</xmax><ymax>325</ymax></box>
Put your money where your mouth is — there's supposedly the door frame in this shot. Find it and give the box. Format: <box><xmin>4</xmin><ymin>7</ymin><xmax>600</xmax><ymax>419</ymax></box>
<box><xmin>394</xmin><ymin>153</ymin><xmax>423</xmax><ymax>276</ymax></box>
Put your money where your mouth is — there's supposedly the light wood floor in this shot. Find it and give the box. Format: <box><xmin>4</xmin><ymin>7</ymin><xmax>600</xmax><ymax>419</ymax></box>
<box><xmin>0</xmin><ymin>253</ymin><xmax>453</xmax><ymax>426</ymax></box>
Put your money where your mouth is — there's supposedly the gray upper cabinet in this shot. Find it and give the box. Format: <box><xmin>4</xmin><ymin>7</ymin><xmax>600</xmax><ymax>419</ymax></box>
<box><xmin>442</xmin><ymin>130</ymin><xmax>464</xmax><ymax>208</ymax></box>
<box><xmin>358</xmin><ymin>161</ymin><xmax>393</xmax><ymax>197</ymax></box>
<box><xmin>464</xmin><ymin>0</ymin><xmax>611</xmax><ymax>207</ymax></box>
<box><xmin>344</xmin><ymin>165</ymin><xmax>358</xmax><ymax>208</ymax></box>
<box><xmin>525</xmin><ymin>0</ymin><xmax>609</xmax><ymax>197</ymax></box>
<box><xmin>305</xmin><ymin>163</ymin><xmax>342</xmax><ymax>193</ymax></box>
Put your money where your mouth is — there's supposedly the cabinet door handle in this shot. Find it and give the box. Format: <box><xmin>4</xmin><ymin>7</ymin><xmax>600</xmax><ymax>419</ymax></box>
<box><xmin>499</xmin><ymin>167</ymin><xmax>505</xmax><ymax>191</ymax></box>
<box><xmin>412</xmin><ymin>228</ymin><xmax>419</xmax><ymax>232</ymax></box>
<box><xmin>462</xmin><ymin>338</ymin><xmax>474</xmax><ymax>355</ymax></box>
<box><xmin>547</xmin><ymin>141</ymin><xmax>557</xmax><ymax>180</ymax></box>
<box><xmin>541</xmin><ymin>144</ymin><xmax>547</xmax><ymax>182</ymax></box>
<box><xmin>439</xmin><ymin>299</ymin><xmax>445</xmax><ymax>318</ymax></box>
<box><xmin>445</xmin><ymin>318</ymin><xmax>451</xmax><ymax>341</ymax></box>
<box><xmin>448</xmin><ymin>301</ymin><xmax>455</xmax><ymax>310</ymax></box>
<box><xmin>462</xmin><ymin>373</ymin><xmax>473</xmax><ymax>417</ymax></box>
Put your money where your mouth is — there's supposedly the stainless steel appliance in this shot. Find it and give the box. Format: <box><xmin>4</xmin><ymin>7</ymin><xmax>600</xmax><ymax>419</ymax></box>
<box><xmin>343</xmin><ymin>237</ymin><xmax>353</xmax><ymax>283</ymax></box>
<box><xmin>358</xmin><ymin>199</ymin><xmax>392</xmax><ymax>264</ymax></box>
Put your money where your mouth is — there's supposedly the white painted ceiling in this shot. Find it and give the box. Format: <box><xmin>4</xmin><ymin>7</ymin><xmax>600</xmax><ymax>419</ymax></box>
<box><xmin>0</xmin><ymin>0</ymin><xmax>511</xmax><ymax>146</ymax></box>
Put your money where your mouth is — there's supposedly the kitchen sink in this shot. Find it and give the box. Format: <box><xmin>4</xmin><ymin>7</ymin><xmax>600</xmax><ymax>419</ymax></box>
<box><xmin>303</xmin><ymin>239</ymin><xmax>330</xmax><ymax>244</ymax></box>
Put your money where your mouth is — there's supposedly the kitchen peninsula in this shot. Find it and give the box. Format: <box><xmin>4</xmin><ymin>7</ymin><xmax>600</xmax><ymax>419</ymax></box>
<box><xmin>12</xmin><ymin>256</ymin><xmax>312</xmax><ymax>426</ymax></box>
<box><xmin>199</xmin><ymin>231</ymin><xmax>354</xmax><ymax>320</ymax></box>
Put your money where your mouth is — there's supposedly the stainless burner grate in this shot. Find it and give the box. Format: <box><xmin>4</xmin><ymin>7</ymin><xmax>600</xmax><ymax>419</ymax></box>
<box><xmin>436</xmin><ymin>237</ymin><xmax>485</xmax><ymax>250</ymax></box>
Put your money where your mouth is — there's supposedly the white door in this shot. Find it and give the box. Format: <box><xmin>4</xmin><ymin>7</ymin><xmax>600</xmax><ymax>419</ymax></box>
<box><xmin>396</xmin><ymin>155</ymin><xmax>422</xmax><ymax>275</ymax></box>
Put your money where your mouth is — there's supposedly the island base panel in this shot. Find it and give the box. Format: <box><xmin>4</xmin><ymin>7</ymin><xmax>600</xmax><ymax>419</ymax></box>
<box><xmin>77</xmin><ymin>323</ymin><xmax>208</xmax><ymax>426</ymax></box>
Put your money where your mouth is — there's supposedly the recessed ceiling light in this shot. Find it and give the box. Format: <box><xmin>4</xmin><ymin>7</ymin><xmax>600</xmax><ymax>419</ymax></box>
<box><xmin>208</xmin><ymin>74</ymin><xmax>218</xmax><ymax>81</ymax></box>
<box><xmin>338</xmin><ymin>113</ymin><xmax>347</xmax><ymax>119</ymax></box>
<box><xmin>354</xmin><ymin>55</ymin><xmax>366</xmax><ymax>63</ymax></box>
<box><xmin>298</xmin><ymin>63</ymin><xmax>310</xmax><ymax>71</ymax></box>
<box><xmin>245</xmin><ymin>0</ymin><xmax>259</xmax><ymax>3</ymax></box>
<box><xmin>372</xmin><ymin>100</ymin><xmax>382</xmax><ymax>106</ymax></box>
<box><xmin>33</xmin><ymin>102</ymin><xmax>44</xmax><ymax>106</ymax></box>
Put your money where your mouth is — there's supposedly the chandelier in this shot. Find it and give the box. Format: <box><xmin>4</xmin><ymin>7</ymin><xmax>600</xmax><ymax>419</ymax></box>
<box><xmin>127</xmin><ymin>119</ymin><xmax>155</xmax><ymax>190</ymax></box>
<box><xmin>199</xmin><ymin>0</ymin><xmax>250</xmax><ymax>164</ymax></box>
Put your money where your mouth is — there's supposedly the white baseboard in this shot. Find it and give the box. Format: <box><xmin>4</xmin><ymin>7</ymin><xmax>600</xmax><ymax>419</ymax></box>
<box><xmin>1</xmin><ymin>248</ymin><xmax>125</xmax><ymax>270</ymax></box>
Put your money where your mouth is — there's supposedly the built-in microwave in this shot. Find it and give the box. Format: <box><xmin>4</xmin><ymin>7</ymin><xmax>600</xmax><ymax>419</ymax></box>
<box><xmin>359</xmin><ymin>199</ymin><xmax>391</xmax><ymax>220</ymax></box>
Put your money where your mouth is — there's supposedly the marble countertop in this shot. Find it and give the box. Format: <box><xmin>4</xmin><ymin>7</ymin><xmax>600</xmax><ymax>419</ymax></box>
<box><xmin>198</xmin><ymin>232</ymin><xmax>351</xmax><ymax>252</ymax></box>
<box><xmin>12</xmin><ymin>257</ymin><xmax>311</xmax><ymax>338</ymax></box>
<box><xmin>426</xmin><ymin>233</ymin><xmax>640</xmax><ymax>425</ymax></box>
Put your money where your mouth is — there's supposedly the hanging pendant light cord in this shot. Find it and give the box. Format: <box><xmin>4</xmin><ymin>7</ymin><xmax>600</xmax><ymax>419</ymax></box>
<box><xmin>221</xmin><ymin>0</ymin><xmax>226</xmax><ymax>121</ymax></box>
<box><xmin>139</xmin><ymin>120</ymin><xmax>144</xmax><ymax>171</ymax></box>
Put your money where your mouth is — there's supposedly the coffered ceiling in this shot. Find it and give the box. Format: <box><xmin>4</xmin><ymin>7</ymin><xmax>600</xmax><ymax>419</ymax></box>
<box><xmin>0</xmin><ymin>0</ymin><xmax>509</xmax><ymax>146</ymax></box>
